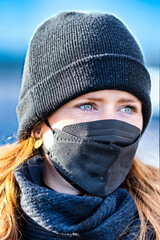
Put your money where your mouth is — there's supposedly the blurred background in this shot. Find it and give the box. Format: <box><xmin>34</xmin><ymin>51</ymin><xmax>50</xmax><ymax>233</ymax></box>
<box><xmin>0</xmin><ymin>0</ymin><xmax>159</xmax><ymax>167</ymax></box>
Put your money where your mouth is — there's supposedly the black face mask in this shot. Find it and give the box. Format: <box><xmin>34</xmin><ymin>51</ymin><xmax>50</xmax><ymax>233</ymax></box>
<box><xmin>43</xmin><ymin>119</ymin><xmax>141</xmax><ymax>197</ymax></box>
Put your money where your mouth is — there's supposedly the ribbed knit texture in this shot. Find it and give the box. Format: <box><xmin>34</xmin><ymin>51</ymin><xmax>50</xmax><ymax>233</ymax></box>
<box><xmin>14</xmin><ymin>156</ymin><xmax>156</xmax><ymax>240</ymax></box>
<box><xmin>16</xmin><ymin>11</ymin><xmax>151</xmax><ymax>139</ymax></box>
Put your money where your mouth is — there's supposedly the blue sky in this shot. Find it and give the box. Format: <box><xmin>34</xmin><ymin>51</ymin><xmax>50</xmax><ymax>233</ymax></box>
<box><xmin>0</xmin><ymin>0</ymin><xmax>159</xmax><ymax>143</ymax></box>
<box><xmin>0</xmin><ymin>0</ymin><xmax>160</xmax><ymax>66</ymax></box>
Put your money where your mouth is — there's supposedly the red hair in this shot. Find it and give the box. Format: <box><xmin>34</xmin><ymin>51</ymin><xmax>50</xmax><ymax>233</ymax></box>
<box><xmin>0</xmin><ymin>137</ymin><xmax>160</xmax><ymax>239</ymax></box>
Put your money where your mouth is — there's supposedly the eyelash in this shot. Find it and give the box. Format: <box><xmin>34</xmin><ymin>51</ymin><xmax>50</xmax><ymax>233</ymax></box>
<box><xmin>76</xmin><ymin>101</ymin><xmax>137</xmax><ymax>113</ymax></box>
<box><xmin>76</xmin><ymin>102</ymin><xmax>96</xmax><ymax>111</ymax></box>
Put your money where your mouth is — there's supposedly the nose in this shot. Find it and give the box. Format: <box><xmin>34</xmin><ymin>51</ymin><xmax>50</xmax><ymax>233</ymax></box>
<box><xmin>98</xmin><ymin>105</ymin><xmax>116</xmax><ymax>121</ymax></box>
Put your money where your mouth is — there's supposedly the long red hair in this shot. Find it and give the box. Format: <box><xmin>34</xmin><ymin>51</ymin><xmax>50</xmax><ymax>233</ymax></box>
<box><xmin>0</xmin><ymin>137</ymin><xmax>160</xmax><ymax>239</ymax></box>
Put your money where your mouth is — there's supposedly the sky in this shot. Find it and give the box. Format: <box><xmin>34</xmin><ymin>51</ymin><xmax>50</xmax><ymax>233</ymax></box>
<box><xmin>0</xmin><ymin>0</ymin><xmax>160</xmax><ymax>66</ymax></box>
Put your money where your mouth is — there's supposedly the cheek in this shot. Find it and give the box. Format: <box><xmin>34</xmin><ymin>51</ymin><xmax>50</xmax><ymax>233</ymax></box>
<box><xmin>129</xmin><ymin>115</ymin><xmax>143</xmax><ymax>131</ymax></box>
<box><xmin>48</xmin><ymin>109</ymin><xmax>84</xmax><ymax>130</ymax></box>
<box><xmin>117</xmin><ymin>113</ymin><xmax>143</xmax><ymax>131</ymax></box>
<box><xmin>133</xmin><ymin>112</ymin><xmax>143</xmax><ymax>131</ymax></box>
<box><xmin>138</xmin><ymin>116</ymin><xmax>143</xmax><ymax>131</ymax></box>
<box><xmin>48</xmin><ymin>110</ymin><xmax>67</xmax><ymax>130</ymax></box>
<box><xmin>42</xmin><ymin>130</ymin><xmax>54</xmax><ymax>149</ymax></box>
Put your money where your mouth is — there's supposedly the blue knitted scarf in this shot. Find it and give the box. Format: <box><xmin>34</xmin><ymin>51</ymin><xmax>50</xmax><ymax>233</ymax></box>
<box><xmin>14</xmin><ymin>155</ymin><xmax>142</xmax><ymax>240</ymax></box>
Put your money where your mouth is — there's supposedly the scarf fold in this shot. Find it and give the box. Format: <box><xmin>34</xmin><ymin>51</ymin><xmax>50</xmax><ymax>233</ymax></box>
<box><xmin>14</xmin><ymin>155</ymin><xmax>141</xmax><ymax>240</ymax></box>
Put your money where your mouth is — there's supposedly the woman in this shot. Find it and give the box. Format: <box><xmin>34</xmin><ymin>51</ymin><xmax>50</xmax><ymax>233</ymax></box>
<box><xmin>0</xmin><ymin>11</ymin><xmax>159</xmax><ymax>240</ymax></box>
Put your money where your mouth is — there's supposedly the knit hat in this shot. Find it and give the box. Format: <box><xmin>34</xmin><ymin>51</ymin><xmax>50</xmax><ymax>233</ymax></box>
<box><xmin>16</xmin><ymin>11</ymin><xmax>151</xmax><ymax>139</ymax></box>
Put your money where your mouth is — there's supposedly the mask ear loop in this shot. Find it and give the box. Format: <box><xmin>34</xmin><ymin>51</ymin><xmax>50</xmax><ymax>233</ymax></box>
<box><xmin>44</xmin><ymin>119</ymin><xmax>55</xmax><ymax>133</ymax></box>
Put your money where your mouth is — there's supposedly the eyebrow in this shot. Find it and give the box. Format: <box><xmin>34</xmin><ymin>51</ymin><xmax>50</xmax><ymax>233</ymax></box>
<box><xmin>83</xmin><ymin>97</ymin><xmax>140</xmax><ymax>104</ymax></box>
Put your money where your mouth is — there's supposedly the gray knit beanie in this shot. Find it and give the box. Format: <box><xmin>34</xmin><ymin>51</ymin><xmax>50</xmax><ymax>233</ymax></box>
<box><xmin>16</xmin><ymin>11</ymin><xmax>151</xmax><ymax>139</ymax></box>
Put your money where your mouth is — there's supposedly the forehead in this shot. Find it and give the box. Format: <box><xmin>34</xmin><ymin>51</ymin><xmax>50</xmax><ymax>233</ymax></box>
<box><xmin>73</xmin><ymin>90</ymin><xmax>141</xmax><ymax>104</ymax></box>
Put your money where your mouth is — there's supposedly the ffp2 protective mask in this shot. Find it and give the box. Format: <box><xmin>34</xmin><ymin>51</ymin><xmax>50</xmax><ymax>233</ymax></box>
<box><xmin>43</xmin><ymin>119</ymin><xmax>141</xmax><ymax>197</ymax></box>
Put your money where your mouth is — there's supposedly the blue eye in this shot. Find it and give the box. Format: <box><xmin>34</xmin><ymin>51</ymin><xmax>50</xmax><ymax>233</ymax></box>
<box><xmin>76</xmin><ymin>103</ymin><xmax>137</xmax><ymax>113</ymax></box>
<box><xmin>78</xmin><ymin>102</ymin><xmax>95</xmax><ymax>111</ymax></box>
<box><xmin>121</xmin><ymin>105</ymin><xmax>137</xmax><ymax>114</ymax></box>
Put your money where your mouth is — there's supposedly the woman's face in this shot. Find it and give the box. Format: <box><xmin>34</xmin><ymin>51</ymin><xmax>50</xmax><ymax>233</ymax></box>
<box><xmin>36</xmin><ymin>90</ymin><xmax>143</xmax><ymax>146</ymax></box>
<box><xmin>35</xmin><ymin>89</ymin><xmax>143</xmax><ymax>195</ymax></box>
